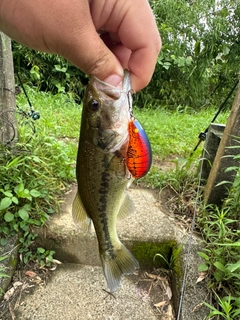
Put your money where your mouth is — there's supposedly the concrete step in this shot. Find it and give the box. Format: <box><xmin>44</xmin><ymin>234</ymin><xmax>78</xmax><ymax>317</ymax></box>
<box><xmin>30</xmin><ymin>185</ymin><xmax>209</xmax><ymax>320</ymax></box>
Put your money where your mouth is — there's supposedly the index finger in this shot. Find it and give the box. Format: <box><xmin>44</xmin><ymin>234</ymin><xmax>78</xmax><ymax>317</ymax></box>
<box><xmin>116</xmin><ymin>0</ymin><xmax>161</xmax><ymax>91</ymax></box>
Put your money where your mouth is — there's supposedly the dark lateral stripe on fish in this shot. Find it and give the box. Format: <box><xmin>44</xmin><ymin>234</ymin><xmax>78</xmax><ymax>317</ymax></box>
<box><xmin>97</xmin><ymin>155</ymin><xmax>116</xmax><ymax>259</ymax></box>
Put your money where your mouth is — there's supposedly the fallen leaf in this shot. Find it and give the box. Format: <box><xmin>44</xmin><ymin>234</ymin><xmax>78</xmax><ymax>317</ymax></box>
<box><xmin>192</xmin><ymin>302</ymin><xmax>204</xmax><ymax>312</ymax></box>
<box><xmin>166</xmin><ymin>286</ymin><xmax>172</xmax><ymax>300</ymax></box>
<box><xmin>196</xmin><ymin>271</ymin><xmax>208</xmax><ymax>283</ymax></box>
<box><xmin>25</xmin><ymin>270</ymin><xmax>37</xmax><ymax>277</ymax></box>
<box><xmin>31</xmin><ymin>276</ymin><xmax>42</xmax><ymax>285</ymax></box>
<box><xmin>49</xmin><ymin>265</ymin><xmax>57</xmax><ymax>271</ymax></box>
<box><xmin>13</xmin><ymin>281</ymin><xmax>23</xmax><ymax>288</ymax></box>
<box><xmin>4</xmin><ymin>287</ymin><xmax>15</xmax><ymax>300</ymax></box>
<box><xmin>145</xmin><ymin>272</ymin><xmax>166</xmax><ymax>281</ymax></box>
<box><xmin>166</xmin><ymin>304</ymin><xmax>174</xmax><ymax>319</ymax></box>
<box><xmin>52</xmin><ymin>258</ymin><xmax>62</xmax><ymax>265</ymax></box>
<box><xmin>154</xmin><ymin>300</ymin><xmax>167</xmax><ymax>308</ymax></box>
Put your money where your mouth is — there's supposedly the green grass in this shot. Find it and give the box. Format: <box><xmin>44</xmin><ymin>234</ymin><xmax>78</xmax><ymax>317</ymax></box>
<box><xmin>16</xmin><ymin>88</ymin><xmax>230</xmax><ymax>193</ymax></box>
<box><xmin>17</xmin><ymin>87</ymin><xmax>82</xmax><ymax>139</ymax></box>
<box><xmin>134</xmin><ymin>106</ymin><xmax>229</xmax><ymax>159</ymax></box>
<box><xmin>17</xmin><ymin>86</ymin><xmax>230</xmax><ymax>161</ymax></box>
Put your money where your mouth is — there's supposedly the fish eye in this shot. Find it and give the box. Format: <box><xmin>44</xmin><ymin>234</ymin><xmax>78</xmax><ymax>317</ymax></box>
<box><xmin>89</xmin><ymin>99</ymin><xmax>100</xmax><ymax>111</ymax></box>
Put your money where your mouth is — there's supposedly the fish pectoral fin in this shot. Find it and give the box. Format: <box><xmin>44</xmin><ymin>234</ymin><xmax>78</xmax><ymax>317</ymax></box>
<box><xmin>117</xmin><ymin>192</ymin><xmax>135</xmax><ymax>220</ymax></box>
<box><xmin>100</xmin><ymin>244</ymin><xmax>139</xmax><ymax>292</ymax></box>
<box><xmin>72</xmin><ymin>191</ymin><xmax>91</xmax><ymax>232</ymax></box>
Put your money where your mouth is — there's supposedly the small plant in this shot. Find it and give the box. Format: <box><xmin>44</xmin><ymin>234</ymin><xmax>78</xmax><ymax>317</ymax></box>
<box><xmin>0</xmin><ymin>254</ymin><xmax>10</xmax><ymax>298</ymax></box>
<box><xmin>154</xmin><ymin>244</ymin><xmax>182</xmax><ymax>271</ymax></box>
<box><xmin>0</xmin><ymin>96</ymin><xmax>76</xmax><ymax>265</ymax></box>
<box><xmin>197</xmin><ymin>154</ymin><xmax>240</xmax><ymax>318</ymax></box>
<box><xmin>204</xmin><ymin>292</ymin><xmax>240</xmax><ymax>320</ymax></box>
<box><xmin>0</xmin><ymin>255</ymin><xmax>10</xmax><ymax>279</ymax></box>
<box><xmin>19</xmin><ymin>247</ymin><xmax>55</xmax><ymax>267</ymax></box>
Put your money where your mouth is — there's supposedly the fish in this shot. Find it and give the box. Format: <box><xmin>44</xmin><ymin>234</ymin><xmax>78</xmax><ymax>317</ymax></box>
<box><xmin>72</xmin><ymin>70</ymin><xmax>140</xmax><ymax>292</ymax></box>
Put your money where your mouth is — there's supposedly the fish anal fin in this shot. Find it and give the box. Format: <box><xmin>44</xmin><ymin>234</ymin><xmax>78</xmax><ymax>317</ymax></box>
<box><xmin>117</xmin><ymin>192</ymin><xmax>135</xmax><ymax>220</ymax></box>
<box><xmin>100</xmin><ymin>244</ymin><xmax>139</xmax><ymax>292</ymax></box>
<box><xmin>72</xmin><ymin>191</ymin><xmax>91</xmax><ymax>232</ymax></box>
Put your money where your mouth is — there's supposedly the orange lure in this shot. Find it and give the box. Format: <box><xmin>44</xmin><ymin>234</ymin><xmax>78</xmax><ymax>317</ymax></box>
<box><xmin>126</xmin><ymin>119</ymin><xmax>152</xmax><ymax>178</ymax></box>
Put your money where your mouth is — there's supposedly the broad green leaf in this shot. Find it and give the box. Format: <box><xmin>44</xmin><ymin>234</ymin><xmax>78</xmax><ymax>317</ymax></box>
<box><xmin>213</xmin><ymin>261</ymin><xmax>226</xmax><ymax>272</ymax></box>
<box><xmin>37</xmin><ymin>247</ymin><xmax>45</xmax><ymax>254</ymax></box>
<box><xmin>20</xmin><ymin>189</ymin><xmax>31</xmax><ymax>199</ymax></box>
<box><xmin>0</xmin><ymin>197</ymin><xmax>12</xmax><ymax>210</ymax></box>
<box><xmin>4</xmin><ymin>212</ymin><xmax>14</xmax><ymax>222</ymax></box>
<box><xmin>198</xmin><ymin>251</ymin><xmax>210</xmax><ymax>261</ymax></box>
<box><xmin>0</xmin><ymin>238</ymin><xmax>8</xmax><ymax>246</ymax></box>
<box><xmin>18</xmin><ymin>208</ymin><xmax>29</xmax><ymax>221</ymax></box>
<box><xmin>14</xmin><ymin>182</ymin><xmax>24</xmax><ymax>195</ymax></box>
<box><xmin>2</xmin><ymin>191</ymin><xmax>13</xmax><ymax>197</ymax></box>
<box><xmin>30</xmin><ymin>189</ymin><xmax>41</xmax><ymax>197</ymax></box>
<box><xmin>198</xmin><ymin>263</ymin><xmax>209</xmax><ymax>272</ymax></box>
<box><xmin>54</xmin><ymin>64</ymin><xmax>67</xmax><ymax>73</ymax></box>
<box><xmin>227</xmin><ymin>260</ymin><xmax>240</xmax><ymax>273</ymax></box>
<box><xmin>213</xmin><ymin>271</ymin><xmax>224</xmax><ymax>282</ymax></box>
<box><xmin>12</xmin><ymin>197</ymin><xmax>19</xmax><ymax>204</ymax></box>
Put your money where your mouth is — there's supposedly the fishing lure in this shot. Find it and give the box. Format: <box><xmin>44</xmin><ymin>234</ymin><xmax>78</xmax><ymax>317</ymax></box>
<box><xmin>126</xmin><ymin>119</ymin><xmax>152</xmax><ymax>178</ymax></box>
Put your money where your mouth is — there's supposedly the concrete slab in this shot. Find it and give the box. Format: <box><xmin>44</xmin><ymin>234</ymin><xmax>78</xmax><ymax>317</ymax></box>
<box><xmin>13</xmin><ymin>263</ymin><xmax>157</xmax><ymax>320</ymax></box>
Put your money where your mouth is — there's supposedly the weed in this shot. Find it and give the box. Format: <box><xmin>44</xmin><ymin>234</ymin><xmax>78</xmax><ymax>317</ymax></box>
<box><xmin>0</xmin><ymin>89</ymin><xmax>78</xmax><ymax>265</ymax></box>
<box><xmin>197</xmin><ymin>161</ymin><xmax>240</xmax><ymax>318</ymax></box>
<box><xmin>154</xmin><ymin>244</ymin><xmax>182</xmax><ymax>271</ymax></box>
<box><xmin>0</xmin><ymin>255</ymin><xmax>10</xmax><ymax>279</ymax></box>
<box><xmin>140</xmin><ymin>155</ymin><xmax>199</xmax><ymax>194</ymax></box>
<box><xmin>204</xmin><ymin>292</ymin><xmax>240</xmax><ymax>320</ymax></box>
<box><xmin>0</xmin><ymin>254</ymin><xmax>10</xmax><ymax>297</ymax></box>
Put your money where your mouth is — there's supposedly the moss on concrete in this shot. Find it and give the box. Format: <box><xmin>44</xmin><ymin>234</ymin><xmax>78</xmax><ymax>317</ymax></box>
<box><xmin>132</xmin><ymin>240</ymin><xmax>181</xmax><ymax>271</ymax></box>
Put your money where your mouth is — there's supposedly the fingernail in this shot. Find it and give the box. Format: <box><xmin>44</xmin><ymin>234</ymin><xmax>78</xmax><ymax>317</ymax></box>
<box><xmin>103</xmin><ymin>74</ymin><xmax>123</xmax><ymax>88</ymax></box>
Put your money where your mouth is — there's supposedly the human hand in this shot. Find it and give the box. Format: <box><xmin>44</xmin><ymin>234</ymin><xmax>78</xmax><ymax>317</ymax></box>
<box><xmin>0</xmin><ymin>0</ymin><xmax>161</xmax><ymax>91</ymax></box>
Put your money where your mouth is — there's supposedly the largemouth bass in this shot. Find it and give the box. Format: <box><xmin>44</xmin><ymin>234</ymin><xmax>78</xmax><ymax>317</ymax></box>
<box><xmin>73</xmin><ymin>70</ymin><xmax>139</xmax><ymax>292</ymax></box>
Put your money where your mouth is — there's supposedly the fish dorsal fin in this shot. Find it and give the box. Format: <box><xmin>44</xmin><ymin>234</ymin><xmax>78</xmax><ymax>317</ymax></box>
<box><xmin>72</xmin><ymin>191</ymin><xmax>91</xmax><ymax>232</ymax></box>
<box><xmin>117</xmin><ymin>192</ymin><xmax>135</xmax><ymax>220</ymax></box>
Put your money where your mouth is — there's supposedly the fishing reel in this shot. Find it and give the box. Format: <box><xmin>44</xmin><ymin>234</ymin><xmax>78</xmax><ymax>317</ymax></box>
<box><xmin>28</xmin><ymin>109</ymin><xmax>40</xmax><ymax>120</ymax></box>
<box><xmin>198</xmin><ymin>132</ymin><xmax>206</xmax><ymax>141</ymax></box>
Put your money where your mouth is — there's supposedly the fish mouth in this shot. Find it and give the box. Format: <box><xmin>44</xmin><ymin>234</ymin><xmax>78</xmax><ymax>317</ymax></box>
<box><xmin>91</xmin><ymin>70</ymin><xmax>131</xmax><ymax>100</ymax></box>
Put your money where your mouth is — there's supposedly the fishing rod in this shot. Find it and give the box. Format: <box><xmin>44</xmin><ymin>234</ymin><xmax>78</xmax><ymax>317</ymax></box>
<box><xmin>191</xmin><ymin>79</ymin><xmax>239</xmax><ymax>155</ymax></box>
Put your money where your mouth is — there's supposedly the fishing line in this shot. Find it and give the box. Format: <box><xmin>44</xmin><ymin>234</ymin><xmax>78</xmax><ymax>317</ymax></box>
<box><xmin>176</xmin><ymin>150</ymin><xmax>205</xmax><ymax>320</ymax></box>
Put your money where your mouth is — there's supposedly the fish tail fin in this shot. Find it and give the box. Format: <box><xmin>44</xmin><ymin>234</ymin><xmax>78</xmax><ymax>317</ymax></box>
<box><xmin>100</xmin><ymin>244</ymin><xmax>139</xmax><ymax>292</ymax></box>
